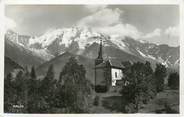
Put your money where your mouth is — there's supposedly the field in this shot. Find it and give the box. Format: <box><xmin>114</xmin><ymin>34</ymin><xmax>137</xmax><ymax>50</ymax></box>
<box><xmin>89</xmin><ymin>89</ymin><xmax>179</xmax><ymax>113</ymax></box>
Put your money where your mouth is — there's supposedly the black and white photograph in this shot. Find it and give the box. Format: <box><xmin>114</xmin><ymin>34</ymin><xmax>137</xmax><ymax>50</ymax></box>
<box><xmin>4</xmin><ymin>4</ymin><xmax>180</xmax><ymax>114</ymax></box>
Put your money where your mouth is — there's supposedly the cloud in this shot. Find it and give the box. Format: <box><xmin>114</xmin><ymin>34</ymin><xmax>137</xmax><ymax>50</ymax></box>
<box><xmin>84</xmin><ymin>5</ymin><xmax>108</xmax><ymax>13</ymax></box>
<box><xmin>78</xmin><ymin>8</ymin><xmax>122</xmax><ymax>27</ymax></box>
<box><xmin>78</xmin><ymin>7</ymin><xmax>142</xmax><ymax>39</ymax></box>
<box><xmin>140</xmin><ymin>26</ymin><xmax>179</xmax><ymax>47</ymax></box>
<box><xmin>164</xmin><ymin>26</ymin><xmax>179</xmax><ymax>37</ymax></box>
<box><xmin>142</xmin><ymin>28</ymin><xmax>162</xmax><ymax>39</ymax></box>
<box><xmin>5</xmin><ymin>17</ymin><xmax>16</xmax><ymax>31</ymax></box>
<box><xmin>142</xmin><ymin>26</ymin><xmax>179</xmax><ymax>40</ymax></box>
<box><xmin>93</xmin><ymin>23</ymin><xmax>142</xmax><ymax>39</ymax></box>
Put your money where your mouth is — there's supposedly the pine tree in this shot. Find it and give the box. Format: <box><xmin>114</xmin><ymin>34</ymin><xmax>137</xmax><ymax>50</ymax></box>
<box><xmin>12</xmin><ymin>70</ymin><xmax>27</xmax><ymax>113</ymax></box>
<box><xmin>27</xmin><ymin>66</ymin><xmax>39</xmax><ymax>113</ymax></box>
<box><xmin>30</xmin><ymin>66</ymin><xmax>36</xmax><ymax>80</ymax></box>
<box><xmin>154</xmin><ymin>63</ymin><xmax>167</xmax><ymax>92</ymax></box>
<box><xmin>145</xmin><ymin>61</ymin><xmax>153</xmax><ymax>76</ymax></box>
<box><xmin>28</xmin><ymin>66</ymin><xmax>37</xmax><ymax>94</ymax></box>
<box><xmin>121</xmin><ymin>61</ymin><xmax>153</xmax><ymax>112</ymax></box>
<box><xmin>15</xmin><ymin>71</ymin><xmax>25</xmax><ymax>99</ymax></box>
<box><xmin>4</xmin><ymin>73</ymin><xmax>13</xmax><ymax>97</ymax></box>
<box><xmin>144</xmin><ymin>61</ymin><xmax>156</xmax><ymax>99</ymax></box>
<box><xmin>59</xmin><ymin>57</ymin><xmax>89</xmax><ymax>113</ymax></box>
<box><xmin>41</xmin><ymin>64</ymin><xmax>56</xmax><ymax>108</ymax></box>
<box><xmin>4</xmin><ymin>73</ymin><xmax>14</xmax><ymax>112</ymax></box>
<box><xmin>23</xmin><ymin>66</ymin><xmax>30</xmax><ymax>112</ymax></box>
<box><xmin>45</xmin><ymin>64</ymin><xmax>55</xmax><ymax>83</ymax></box>
<box><xmin>168</xmin><ymin>72</ymin><xmax>179</xmax><ymax>89</ymax></box>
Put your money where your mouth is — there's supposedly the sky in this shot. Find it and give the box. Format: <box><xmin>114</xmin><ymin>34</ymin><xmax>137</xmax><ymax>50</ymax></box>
<box><xmin>5</xmin><ymin>5</ymin><xmax>179</xmax><ymax>47</ymax></box>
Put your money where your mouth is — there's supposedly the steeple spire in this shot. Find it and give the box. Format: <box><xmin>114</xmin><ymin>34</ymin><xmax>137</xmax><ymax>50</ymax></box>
<box><xmin>95</xmin><ymin>39</ymin><xmax>103</xmax><ymax>65</ymax></box>
<box><xmin>97</xmin><ymin>39</ymin><xmax>103</xmax><ymax>59</ymax></box>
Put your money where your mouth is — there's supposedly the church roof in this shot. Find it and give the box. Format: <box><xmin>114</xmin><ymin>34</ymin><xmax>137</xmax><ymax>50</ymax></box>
<box><xmin>95</xmin><ymin>61</ymin><xmax>106</xmax><ymax>68</ymax></box>
<box><xmin>108</xmin><ymin>59</ymin><xmax>125</xmax><ymax>69</ymax></box>
<box><xmin>95</xmin><ymin>59</ymin><xmax>124</xmax><ymax>69</ymax></box>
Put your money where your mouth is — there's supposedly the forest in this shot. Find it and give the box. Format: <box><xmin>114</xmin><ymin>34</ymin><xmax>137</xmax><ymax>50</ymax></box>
<box><xmin>4</xmin><ymin>57</ymin><xmax>179</xmax><ymax>113</ymax></box>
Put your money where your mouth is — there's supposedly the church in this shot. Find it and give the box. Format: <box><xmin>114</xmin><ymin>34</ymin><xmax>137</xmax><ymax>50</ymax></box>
<box><xmin>94</xmin><ymin>40</ymin><xmax>124</xmax><ymax>93</ymax></box>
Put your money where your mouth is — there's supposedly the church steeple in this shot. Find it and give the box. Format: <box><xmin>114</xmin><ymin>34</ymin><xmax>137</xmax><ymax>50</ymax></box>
<box><xmin>95</xmin><ymin>40</ymin><xmax>104</xmax><ymax>65</ymax></box>
<box><xmin>97</xmin><ymin>40</ymin><xmax>103</xmax><ymax>59</ymax></box>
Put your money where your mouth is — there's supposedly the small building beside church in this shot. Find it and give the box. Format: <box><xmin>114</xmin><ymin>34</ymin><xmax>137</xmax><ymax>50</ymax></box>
<box><xmin>94</xmin><ymin>40</ymin><xmax>124</xmax><ymax>93</ymax></box>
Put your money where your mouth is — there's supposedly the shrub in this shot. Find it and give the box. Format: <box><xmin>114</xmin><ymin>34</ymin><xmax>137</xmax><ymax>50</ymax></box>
<box><xmin>93</xmin><ymin>96</ymin><xmax>99</xmax><ymax>106</ymax></box>
<box><xmin>168</xmin><ymin>72</ymin><xmax>179</xmax><ymax>89</ymax></box>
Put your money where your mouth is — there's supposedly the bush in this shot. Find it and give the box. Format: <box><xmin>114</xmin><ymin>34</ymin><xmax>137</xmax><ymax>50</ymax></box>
<box><xmin>93</xmin><ymin>96</ymin><xmax>99</xmax><ymax>106</ymax></box>
<box><xmin>95</xmin><ymin>85</ymin><xmax>108</xmax><ymax>93</ymax></box>
<box><xmin>164</xmin><ymin>103</ymin><xmax>178</xmax><ymax>113</ymax></box>
<box><xmin>168</xmin><ymin>72</ymin><xmax>179</xmax><ymax>89</ymax></box>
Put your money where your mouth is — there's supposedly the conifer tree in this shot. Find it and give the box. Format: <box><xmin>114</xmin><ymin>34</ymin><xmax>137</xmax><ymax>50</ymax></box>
<box><xmin>30</xmin><ymin>66</ymin><xmax>36</xmax><ymax>80</ymax></box>
<box><xmin>154</xmin><ymin>63</ymin><xmax>167</xmax><ymax>92</ymax></box>
<box><xmin>41</xmin><ymin>64</ymin><xmax>56</xmax><ymax>108</ymax></box>
<box><xmin>59</xmin><ymin>57</ymin><xmax>89</xmax><ymax>113</ymax></box>
<box><xmin>4</xmin><ymin>73</ymin><xmax>14</xmax><ymax>112</ymax></box>
<box><xmin>121</xmin><ymin>61</ymin><xmax>153</xmax><ymax>112</ymax></box>
<box><xmin>145</xmin><ymin>61</ymin><xmax>153</xmax><ymax>76</ymax></box>
<box><xmin>27</xmin><ymin>66</ymin><xmax>39</xmax><ymax>113</ymax></box>
<box><xmin>168</xmin><ymin>72</ymin><xmax>179</xmax><ymax>89</ymax></box>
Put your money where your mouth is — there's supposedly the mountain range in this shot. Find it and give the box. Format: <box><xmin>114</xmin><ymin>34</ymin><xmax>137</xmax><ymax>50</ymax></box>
<box><xmin>5</xmin><ymin>26</ymin><xmax>179</xmax><ymax>82</ymax></box>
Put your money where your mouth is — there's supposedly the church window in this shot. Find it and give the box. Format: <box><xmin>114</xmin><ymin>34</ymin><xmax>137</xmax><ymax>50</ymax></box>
<box><xmin>115</xmin><ymin>72</ymin><xmax>117</xmax><ymax>78</ymax></box>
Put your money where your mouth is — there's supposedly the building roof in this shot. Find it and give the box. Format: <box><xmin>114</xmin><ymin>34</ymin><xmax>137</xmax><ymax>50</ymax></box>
<box><xmin>95</xmin><ymin>61</ymin><xmax>107</xmax><ymax>68</ymax></box>
<box><xmin>108</xmin><ymin>59</ymin><xmax>125</xmax><ymax>69</ymax></box>
<box><xmin>95</xmin><ymin>59</ymin><xmax>124</xmax><ymax>69</ymax></box>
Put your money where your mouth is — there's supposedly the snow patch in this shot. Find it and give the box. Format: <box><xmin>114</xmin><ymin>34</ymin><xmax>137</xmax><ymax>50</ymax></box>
<box><xmin>137</xmin><ymin>49</ymin><xmax>147</xmax><ymax>57</ymax></box>
<box><xmin>157</xmin><ymin>57</ymin><xmax>171</xmax><ymax>67</ymax></box>
<box><xmin>109</xmin><ymin>35</ymin><xmax>132</xmax><ymax>54</ymax></box>
<box><xmin>147</xmin><ymin>54</ymin><xmax>156</xmax><ymax>60</ymax></box>
<box><xmin>137</xmin><ymin>49</ymin><xmax>156</xmax><ymax>60</ymax></box>
<box><xmin>174</xmin><ymin>59</ymin><xmax>180</xmax><ymax>65</ymax></box>
<box><xmin>31</xmin><ymin>29</ymin><xmax>64</xmax><ymax>48</ymax></box>
<box><xmin>139</xmin><ymin>40</ymin><xmax>148</xmax><ymax>44</ymax></box>
<box><xmin>29</xmin><ymin>48</ymin><xmax>54</xmax><ymax>61</ymax></box>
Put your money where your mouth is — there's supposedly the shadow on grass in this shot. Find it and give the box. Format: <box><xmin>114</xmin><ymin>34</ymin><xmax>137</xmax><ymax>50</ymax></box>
<box><xmin>102</xmin><ymin>96</ymin><xmax>125</xmax><ymax>113</ymax></box>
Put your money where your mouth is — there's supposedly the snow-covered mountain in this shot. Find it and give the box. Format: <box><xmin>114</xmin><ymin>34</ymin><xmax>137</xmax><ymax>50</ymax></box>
<box><xmin>5</xmin><ymin>26</ymin><xmax>179</xmax><ymax>68</ymax></box>
<box><xmin>5</xmin><ymin>30</ymin><xmax>54</xmax><ymax>61</ymax></box>
<box><xmin>5</xmin><ymin>38</ymin><xmax>45</xmax><ymax>67</ymax></box>
<box><xmin>121</xmin><ymin>38</ymin><xmax>179</xmax><ymax>68</ymax></box>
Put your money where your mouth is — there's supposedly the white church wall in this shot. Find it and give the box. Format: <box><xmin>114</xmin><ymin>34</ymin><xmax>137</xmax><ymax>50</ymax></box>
<box><xmin>111</xmin><ymin>68</ymin><xmax>123</xmax><ymax>86</ymax></box>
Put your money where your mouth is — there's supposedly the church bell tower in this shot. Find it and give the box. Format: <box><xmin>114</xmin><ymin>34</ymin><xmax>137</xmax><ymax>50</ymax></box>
<box><xmin>95</xmin><ymin>40</ymin><xmax>103</xmax><ymax>65</ymax></box>
<box><xmin>95</xmin><ymin>40</ymin><xmax>108</xmax><ymax>93</ymax></box>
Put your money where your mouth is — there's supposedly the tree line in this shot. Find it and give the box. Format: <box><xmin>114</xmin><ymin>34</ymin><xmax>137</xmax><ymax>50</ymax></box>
<box><xmin>120</xmin><ymin>61</ymin><xmax>179</xmax><ymax>113</ymax></box>
<box><xmin>4</xmin><ymin>57</ymin><xmax>91</xmax><ymax>113</ymax></box>
<box><xmin>4</xmin><ymin>57</ymin><xmax>179</xmax><ymax>113</ymax></box>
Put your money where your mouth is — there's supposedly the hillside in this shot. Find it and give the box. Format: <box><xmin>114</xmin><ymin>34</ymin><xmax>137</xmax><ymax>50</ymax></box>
<box><xmin>36</xmin><ymin>52</ymin><xmax>95</xmax><ymax>83</ymax></box>
<box><xmin>36</xmin><ymin>41</ymin><xmax>148</xmax><ymax>84</ymax></box>
<box><xmin>139</xmin><ymin>89</ymin><xmax>179</xmax><ymax>113</ymax></box>
<box><xmin>4</xmin><ymin>56</ymin><xmax>23</xmax><ymax>76</ymax></box>
<box><xmin>5</xmin><ymin>38</ymin><xmax>45</xmax><ymax>67</ymax></box>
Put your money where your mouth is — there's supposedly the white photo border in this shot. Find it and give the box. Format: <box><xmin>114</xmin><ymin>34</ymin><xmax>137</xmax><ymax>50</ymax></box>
<box><xmin>0</xmin><ymin>0</ymin><xmax>183</xmax><ymax>117</ymax></box>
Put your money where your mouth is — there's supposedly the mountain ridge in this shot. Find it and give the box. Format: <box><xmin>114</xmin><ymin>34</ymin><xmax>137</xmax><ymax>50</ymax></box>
<box><xmin>5</xmin><ymin>26</ymin><xmax>179</xmax><ymax>69</ymax></box>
